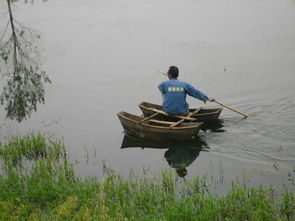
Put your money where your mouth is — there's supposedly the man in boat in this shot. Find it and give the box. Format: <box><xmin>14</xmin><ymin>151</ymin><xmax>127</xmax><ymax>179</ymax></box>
<box><xmin>158</xmin><ymin>66</ymin><xmax>215</xmax><ymax>115</ymax></box>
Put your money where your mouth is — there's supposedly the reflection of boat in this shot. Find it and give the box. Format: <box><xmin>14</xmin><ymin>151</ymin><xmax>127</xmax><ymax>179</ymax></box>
<box><xmin>139</xmin><ymin>101</ymin><xmax>222</xmax><ymax>122</ymax></box>
<box><xmin>117</xmin><ymin>111</ymin><xmax>203</xmax><ymax>141</ymax></box>
<box><xmin>120</xmin><ymin>134</ymin><xmax>208</xmax><ymax>178</ymax></box>
<box><xmin>120</xmin><ymin>134</ymin><xmax>207</xmax><ymax>149</ymax></box>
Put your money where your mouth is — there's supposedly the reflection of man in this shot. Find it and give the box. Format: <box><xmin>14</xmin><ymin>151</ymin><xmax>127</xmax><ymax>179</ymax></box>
<box><xmin>164</xmin><ymin>147</ymin><xmax>200</xmax><ymax>178</ymax></box>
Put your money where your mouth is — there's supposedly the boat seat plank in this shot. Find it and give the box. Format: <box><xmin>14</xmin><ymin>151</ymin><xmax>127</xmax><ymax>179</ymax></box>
<box><xmin>147</xmin><ymin>119</ymin><xmax>176</xmax><ymax>125</ymax></box>
<box><xmin>146</xmin><ymin>108</ymin><xmax>197</xmax><ymax>121</ymax></box>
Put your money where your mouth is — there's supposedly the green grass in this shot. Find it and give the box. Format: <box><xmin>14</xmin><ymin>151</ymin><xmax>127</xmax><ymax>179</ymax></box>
<box><xmin>0</xmin><ymin>133</ymin><xmax>64</xmax><ymax>164</ymax></box>
<box><xmin>0</xmin><ymin>133</ymin><xmax>294</xmax><ymax>221</ymax></box>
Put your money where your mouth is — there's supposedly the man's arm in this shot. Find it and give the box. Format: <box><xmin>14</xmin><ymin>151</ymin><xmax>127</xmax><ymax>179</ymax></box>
<box><xmin>185</xmin><ymin>83</ymin><xmax>209</xmax><ymax>103</ymax></box>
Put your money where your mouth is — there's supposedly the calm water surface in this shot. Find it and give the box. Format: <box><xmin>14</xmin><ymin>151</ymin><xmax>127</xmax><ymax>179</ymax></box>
<box><xmin>0</xmin><ymin>0</ymin><xmax>295</xmax><ymax>193</ymax></box>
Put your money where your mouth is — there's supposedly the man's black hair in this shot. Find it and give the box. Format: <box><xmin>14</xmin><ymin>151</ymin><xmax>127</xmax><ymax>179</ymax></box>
<box><xmin>168</xmin><ymin>66</ymin><xmax>179</xmax><ymax>78</ymax></box>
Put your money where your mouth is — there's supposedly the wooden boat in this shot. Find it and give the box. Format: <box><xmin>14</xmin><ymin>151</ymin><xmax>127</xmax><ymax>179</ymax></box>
<box><xmin>117</xmin><ymin>111</ymin><xmax>203</xmax><ymax>141</ymax></box>
<box><xmin>139</xmin><ymin>101</ymin><xmax>222</xmax><ymax>122</ymax></box>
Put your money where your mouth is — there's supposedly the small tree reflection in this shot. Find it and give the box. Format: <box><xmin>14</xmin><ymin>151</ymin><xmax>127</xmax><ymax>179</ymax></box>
<box><xmin>0</xmin><ymin>0</ymin><xmax>51</xmax><ymax>122</ymax></box>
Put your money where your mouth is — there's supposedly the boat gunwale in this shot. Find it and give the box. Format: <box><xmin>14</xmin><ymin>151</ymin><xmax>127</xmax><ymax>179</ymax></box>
<box><xmin>117</xmin><ymin>111</ymin><xmax>203</xmax><ymax>130</ymax></box>
<box><xmin>138</xmin><ymin>102</ymin><xmax>222</xmax><ymax>117</ymax></box>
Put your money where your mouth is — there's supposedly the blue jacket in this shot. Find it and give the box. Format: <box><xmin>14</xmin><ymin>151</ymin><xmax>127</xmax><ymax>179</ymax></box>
<box><xmin>158</xmin><ymin>78</ymin><xmax>209</xmax><ymax>115</ymax></box>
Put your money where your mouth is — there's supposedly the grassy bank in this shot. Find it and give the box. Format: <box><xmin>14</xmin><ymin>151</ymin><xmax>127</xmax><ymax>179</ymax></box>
<box><xmin>0</xmin><ymin>133</ymin><xmax>294</xmax><ymax>220</ymax></box>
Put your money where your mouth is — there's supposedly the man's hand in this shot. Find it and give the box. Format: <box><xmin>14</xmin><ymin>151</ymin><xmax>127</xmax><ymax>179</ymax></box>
<box><xmin>209</xmin><ymin>97</ymin><xmax>216</xmax><ymax>102</ymax></box>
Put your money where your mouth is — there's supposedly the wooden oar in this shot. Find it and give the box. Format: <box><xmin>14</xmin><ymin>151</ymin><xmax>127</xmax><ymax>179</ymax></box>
<box><xmin>159</xmin><ymin>71</ymin><xmax>168</xmax><ymax>77</ymax></box>
<box><xmin>159</xmin><ymin>70</ymin><xmax>249</xmax><ymax>118</ymax></box>
<box><xmin>169</xmin><ymin>108</ymin><xmax>202</xmax><ymax>128</ymax></box>
<box><xmin>138</xmin><ymin>112</ymin><xmax>160</xmax><ymax>124</ymax></box>
<box><xmin>214</xmin><ymin>100</ymin><xmax>249</xmax><ymax>118</ymax></box>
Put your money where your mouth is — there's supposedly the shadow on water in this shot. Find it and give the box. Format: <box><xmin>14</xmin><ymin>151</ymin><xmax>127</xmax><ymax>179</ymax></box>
<box><xmin>200</xmin><ymin>119</ymin><xmax>225</xmax><ymax>133</ymax></box>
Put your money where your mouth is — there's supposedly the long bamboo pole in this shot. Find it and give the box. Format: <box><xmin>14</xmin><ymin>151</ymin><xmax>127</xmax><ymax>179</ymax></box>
<box><xmin>214</xmin><ymin>100</ymin><xmax>249</xmax><ymax>118</ymax></box>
